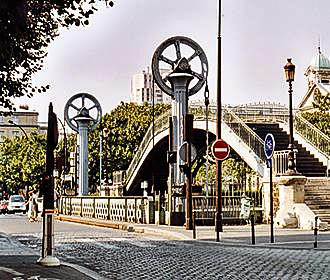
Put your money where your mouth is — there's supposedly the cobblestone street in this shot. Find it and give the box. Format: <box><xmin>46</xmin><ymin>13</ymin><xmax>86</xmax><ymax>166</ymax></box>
<box><xmin>13</xmin><ymin>230</ymin><xmax>330</xmax><ymax>280</ymax></box>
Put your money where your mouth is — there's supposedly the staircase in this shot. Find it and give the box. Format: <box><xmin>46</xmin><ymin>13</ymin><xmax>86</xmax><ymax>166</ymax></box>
<box><xmin>304</xmin><ymin>179</ymin><xmax>330</xmax><ymax>226</ymax></box>
<box><xmin>247</xmin><ymin>123</ymin><xmax>327</xmax><ymax>177</ymax></box>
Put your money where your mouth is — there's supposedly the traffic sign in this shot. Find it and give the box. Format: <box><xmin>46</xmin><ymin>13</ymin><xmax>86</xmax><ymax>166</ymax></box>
<box><xmin>264</xmin><ymin>133</ymin><xmax>275</xmax><ymax>159</ymax></box>
<box><xmin>179</xmin><ymin>142</ymin><xmax>197</xmax><ymax>162</ymax></box>
<box><xmin>212</xmin><ymin>139</ymin><xmax>230</xmax><ymax>161</ymax></box>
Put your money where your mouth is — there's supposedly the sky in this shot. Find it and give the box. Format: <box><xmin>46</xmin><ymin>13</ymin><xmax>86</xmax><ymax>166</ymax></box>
<box><xmin>17</xmin><ymin>0</ymin><xmax>330</xmax><ymax>122</ymax></box>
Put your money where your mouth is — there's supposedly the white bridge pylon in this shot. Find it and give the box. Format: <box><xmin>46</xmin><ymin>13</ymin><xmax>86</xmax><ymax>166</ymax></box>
<box><xmin>125</xmin><ymin>118</ymin><xmax>265</xmax><ymax>193</ymax></box>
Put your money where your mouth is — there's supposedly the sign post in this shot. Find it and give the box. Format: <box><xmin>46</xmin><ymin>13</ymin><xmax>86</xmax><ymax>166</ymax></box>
<box><xmin>38</xmin><ymin>103</ymin><xmax>60</xmax><ymax>267</ymax></box>
<box><xmin>264</xmin><ymin>133</ymin><xmax>275</xmax><ymax>243</ymax></box>
<box><xmin>212</xmin><ymin>139</ymin><xmax>230</xmax><ymax>242</ymax></box>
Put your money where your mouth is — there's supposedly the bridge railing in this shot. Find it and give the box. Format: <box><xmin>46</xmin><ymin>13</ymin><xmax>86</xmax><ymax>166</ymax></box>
<box><xmin>59</xmin><ymin>196</ymin><xmax>148</xmax><ymax>224</ymax></box>
<box><xmin>222</xmin><ymin>107</ymin><xmax>266</xmax><ymax>161</ymax></box>
<box><xmin>294</xmin><ymin>114</ymin><xmax>330</xmax><ymax>157</ymax></box>
<box><xmin>125</xmin><ymin>105</ymin><xmax>266</xmax><ymax>188</ymax></box>
<box><xmin>273</xmin><ymin>150</ymin><xmax>290</xmax><ymax>175</ymax></box>
<box><xmin>192</xmin><ymin>194</ymin><xmax>262</xmax><ymax>220</ymax></box>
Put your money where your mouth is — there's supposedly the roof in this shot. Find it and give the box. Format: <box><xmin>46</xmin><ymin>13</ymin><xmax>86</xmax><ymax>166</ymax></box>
<box><xmin>309</xmin><ymin>51</ymin><xmax>330</xmax><ymax>69</ymax></box>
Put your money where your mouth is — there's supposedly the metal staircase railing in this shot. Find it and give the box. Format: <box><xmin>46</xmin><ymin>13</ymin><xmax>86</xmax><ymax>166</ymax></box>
<box><xmin>294</xmin><ymin>113</ymin><xmax>330</xmax><ymax>157</ymax></box>
<box><xmin>125</xmin><ymin>105</ymin><xmax>265</xmax><ymax>187</ymax></box>
<box><xmin>191</xmin><ymin>105</ymin><xmax>266</xmax><ymax>161</ymax></box>
<box><xmin>222</xmin><ymin>107</ymin><xmax>266</xmax><ymax>161</ymax></box>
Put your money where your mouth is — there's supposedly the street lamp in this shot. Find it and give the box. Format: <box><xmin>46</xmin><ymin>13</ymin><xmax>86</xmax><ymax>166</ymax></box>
<box><xmin>8</xmin><ymin>120</ymin><xmax>28</xmax><ymax>139</ymax></box>
<box><xmin>283</xmin><ymin>58</ymin><xmax>298</xmax><ymax>175</ymax></box>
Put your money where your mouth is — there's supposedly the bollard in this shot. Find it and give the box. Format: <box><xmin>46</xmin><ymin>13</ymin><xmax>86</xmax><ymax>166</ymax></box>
<box><xmin>314</xmin><ymin>216</ymin><xmax>318</xmax><ymax>249</ymax></box>
<box><xmin>251</xmin><ymin>213</ymin><xmax>255</xmax><ymax>245</ymax></box>
<box><xmin>192</xmin><ymin>213</ymin><xmax>196</xmax><ymax>239</ymax></box>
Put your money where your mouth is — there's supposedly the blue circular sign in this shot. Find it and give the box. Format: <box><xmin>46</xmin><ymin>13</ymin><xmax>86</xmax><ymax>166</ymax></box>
<box><xmin>264</xmin><ymin>133</ymin><xmax>275</xmax><ymax>159</ymax></box>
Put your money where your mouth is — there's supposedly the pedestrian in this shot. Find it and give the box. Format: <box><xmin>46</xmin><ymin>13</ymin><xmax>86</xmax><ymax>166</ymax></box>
<box><xmin>27</xmin><ymin>191</ymin><xmax>37</xmax><ymax>222</ymax></box>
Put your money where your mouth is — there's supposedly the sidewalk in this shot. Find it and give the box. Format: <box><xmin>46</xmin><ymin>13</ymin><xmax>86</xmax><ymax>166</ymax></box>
<box><xmin>56</xmin><ymin>214</ymin><xmax>330</xmax><ymax>250</ymax></box>
<box><xmin>0</xmin><ymin>232</ymin><xmax>105</xmax><ymax>280</ymax></box>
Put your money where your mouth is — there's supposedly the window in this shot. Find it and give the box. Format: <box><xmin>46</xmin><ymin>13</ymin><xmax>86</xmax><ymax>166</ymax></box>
<box><xmin>12</xmin><ymin>131</ymin><xmax>20</xmax><ymax>137</ymax></box>
<box><xmin>12</xmin><ymin>116</ymin><xmax>19</xmax><ymax>124</ymax></box>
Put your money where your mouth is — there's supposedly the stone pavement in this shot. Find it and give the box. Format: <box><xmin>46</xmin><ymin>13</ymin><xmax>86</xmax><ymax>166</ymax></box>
<box><xmin>56</xmin><ymin>214</ymin><xmax>330</xmax><ymax>250</ymax></box>
<box><xmin>0</xmin><ymin>232</ymin><xmax>104</xmax><ymax>280</ymax></box>
<box><xmin>2</xmin><ymin>214</ymin><xmax>330</xmax><ymax>279</ymax></box>
<box><xmin>11</xmin><ymin>228</ymin><xmax>330</xmax><ymax>280</ymax></box>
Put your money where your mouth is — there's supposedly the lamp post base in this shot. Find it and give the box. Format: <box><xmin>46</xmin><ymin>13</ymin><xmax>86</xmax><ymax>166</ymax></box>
<box><xmin>284</xmin><ymin>169</ymin><xmax>302</xmax><ymax>176</ymax></box>
<box><xmin>37</xmin><ymin>256</ymin><xmax>60</xmax><ymax>267</ymax></box>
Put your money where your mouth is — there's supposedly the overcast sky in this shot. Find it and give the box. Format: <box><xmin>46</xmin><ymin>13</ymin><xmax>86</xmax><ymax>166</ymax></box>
<box><xmin>18</xmin><ymin>0</ymin><xmax>330</xmax><ymax>122</ymax></box>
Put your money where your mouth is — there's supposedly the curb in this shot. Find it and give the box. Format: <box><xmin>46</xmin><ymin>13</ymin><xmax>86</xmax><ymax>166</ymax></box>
<box><xmin>55</xmin><ymin>216</ymin><xmax>145</xmax><ymax>233</ymax></box>
<box><xmin>182</xmin><ymin>238</ymin><xmax>330</xmax><ymax>251</ymax></box>
<box><xmin>62</xmin><ymin>262</ymin><xmax>108</xmax><ymax>280</ymax></box>
<box><xmin>55</xmin><ymin>216</ymin><xmax>330</xmax><ymax>251</ymax></box>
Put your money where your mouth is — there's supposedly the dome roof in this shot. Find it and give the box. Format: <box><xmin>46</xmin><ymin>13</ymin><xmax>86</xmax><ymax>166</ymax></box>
<box><xmin>310</xmin><ymin>51</ymin><xmax>330</xmax><ymax>69</ymax></box>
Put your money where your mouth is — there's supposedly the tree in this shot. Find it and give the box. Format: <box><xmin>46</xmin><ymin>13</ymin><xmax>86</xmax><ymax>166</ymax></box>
<box><xmin>0</xmin><ymin>0</ymin><xmax>114</xmax><ymax>111</ymax></box>
<box><xmin>302</xmin><ymin>90</ymin><xmax>330</xmax><ymax>137</ymax></box>
<box><xmin>194</xmin><ymin>152</ymin><xmax>256</xmax><ymax>195</ymax></box>
<box><xmin>56</xmin><ymin>102</ymin><xmax>170</xmax><ymax>193</ymax></box>
<box><xmin>0</xmin><ymin>132</ymin><xmax>47</xmax><ymax>195</ymax></box>
<box><xmin>312</xmin><ymin>90</ymin><xmax>330</xmax><ymax>113</ymax></box>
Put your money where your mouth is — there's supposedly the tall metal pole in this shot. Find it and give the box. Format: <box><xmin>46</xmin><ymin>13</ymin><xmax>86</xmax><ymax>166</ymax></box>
<box><xmin>99</xmin><ymin>125</ymin><xmax>102</xmax><ymax>192</ymax></box>
<box><xmin>216</xmin><ymin>0</ymin><xmax>223</xmax><ymax>242</ymax></box>
<box><xmin>205</xmin><ymin>85</ymin><xmax>209</xmax><ymax>197</ymax></box>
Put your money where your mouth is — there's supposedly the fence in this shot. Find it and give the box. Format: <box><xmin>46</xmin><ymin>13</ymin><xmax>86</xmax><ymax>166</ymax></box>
<box><xmin>59</xmin><ymin>196</ymin><xmax>148</xmax><ymax>224</ymax></box>
<box><xmin>192</xmin><ymin>182</ymin><xmax>263</xmax><ymax>221</ymax></box>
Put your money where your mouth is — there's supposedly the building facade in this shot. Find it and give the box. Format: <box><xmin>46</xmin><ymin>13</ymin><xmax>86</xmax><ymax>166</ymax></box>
<box><xmin>131</xmin><ymin>67</ymin><xmax>172</xmax><ymax>105</ymax></box>
<box><xmin>299</xmin><ymin>47</ymin><xmax>330</xmax><ymax>112</ymax></box>
<box><xmin>0</xmin><ymin>106</ymin><xmax>46</xmax><ymax>143</ymax></box>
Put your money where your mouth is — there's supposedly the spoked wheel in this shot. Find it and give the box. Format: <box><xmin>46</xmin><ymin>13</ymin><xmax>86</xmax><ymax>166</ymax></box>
<box><xmin>152</xmin><ymin>36</ymin><xmax>208</xmax><ymax>97</ymax></box>
<box><xmin>64</xmin><ymin>93</ymin><xmax>102</xmax><ymax>132</ymax></box>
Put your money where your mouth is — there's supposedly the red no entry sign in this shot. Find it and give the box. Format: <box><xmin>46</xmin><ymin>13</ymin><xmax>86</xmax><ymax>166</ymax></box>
<box><xmin>212</xmin><ymin>139</ymin><xmax>230</xmax><ymax>161</ymax></box>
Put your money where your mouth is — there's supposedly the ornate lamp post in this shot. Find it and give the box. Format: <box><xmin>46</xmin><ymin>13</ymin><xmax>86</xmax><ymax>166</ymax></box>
<box><xmin>284</xmin><ymin>58</ymin><xmax>298</xmax><ymax>175</ymax></box>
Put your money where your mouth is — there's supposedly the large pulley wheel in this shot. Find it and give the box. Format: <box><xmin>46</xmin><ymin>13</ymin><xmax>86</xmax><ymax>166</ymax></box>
<box><xmin>152</xmin><ymin>36</ymin><xmax>208</xmax><ymax>97</ymax></box>
<box><xmin>64</xmin><ymin>93</ymin><xmax>102</xmax><ymax>132</ymax></box>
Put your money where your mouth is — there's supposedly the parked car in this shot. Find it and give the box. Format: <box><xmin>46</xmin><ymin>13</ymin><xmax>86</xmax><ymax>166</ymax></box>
<box><xmin>0</xmin><ymin>200</ymin><xmax>8</xmax><ymax>214</ymax></box>
<box><xmin>7</xmin><ymin>195</ymin><xmax>26</xmax><ymax>214</ymax></box>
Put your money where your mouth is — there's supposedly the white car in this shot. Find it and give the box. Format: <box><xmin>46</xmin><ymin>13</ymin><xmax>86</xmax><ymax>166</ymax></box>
<box><xmin>7</xmin><ymin>195</ymin><xmax>26</xmax><ymax>214</ymax></box>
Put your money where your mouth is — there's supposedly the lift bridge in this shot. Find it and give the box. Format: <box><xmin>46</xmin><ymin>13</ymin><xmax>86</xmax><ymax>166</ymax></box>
<box><xmin>124</xmin><ymin>102</ymin><xmax>328</xmax><ymax>194</ymax></box>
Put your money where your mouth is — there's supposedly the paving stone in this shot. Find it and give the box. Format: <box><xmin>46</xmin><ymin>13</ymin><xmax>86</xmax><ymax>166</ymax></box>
<box><xmin>12</xmin><ymin>232</ymin><xmax>330</xmax><ymax>280</ymax></box>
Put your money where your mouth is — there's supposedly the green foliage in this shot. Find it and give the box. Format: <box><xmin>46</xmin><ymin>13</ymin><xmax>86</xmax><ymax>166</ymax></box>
<box><xmin>0</xmin><ymin>0</ymin><xmax>114</xmax><ymax>111</ymax></box>
<box><xmin>312</xmin><ymin>90</ymin><xmax>330</xmax><ymax>113</ymax></box>
<box><xmin>59</xmin><ymin>102</ymin><xmax>170</xmax><ymax>193</ymax></box>
<box><xmin>194</xmin><ymin>154</ymin><xmax>255</xmax><ymax>191</ymax></box>
<box><xmin>0</xmin><ymin>132</ymin><xmax>46</xmax><ymax>195</ymax></box>
<box><xmin>301</xmin><ymin>111</ymin><xmax>330</xmax><ymax>137</ymax></box>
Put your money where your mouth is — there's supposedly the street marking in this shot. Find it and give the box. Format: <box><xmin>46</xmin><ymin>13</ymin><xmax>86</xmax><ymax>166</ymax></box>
<box><xmin>214</xmin><ymin>148</ymin><xmax>228</xmax><ymax>152</ymax></box>
<box><xmin>0</xmin><ymin>267</ymin><xmax>24</xmax><ymax>276</ymax></box>
<box><xmin>74</xmin><ymin>238</ymin><xmax>120</xmax><ymax>250</ymax></box>
<box><xmin>111</xmin><ymin>237</ymin><xmax>156</xmax><ymax>248</ymax></box>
